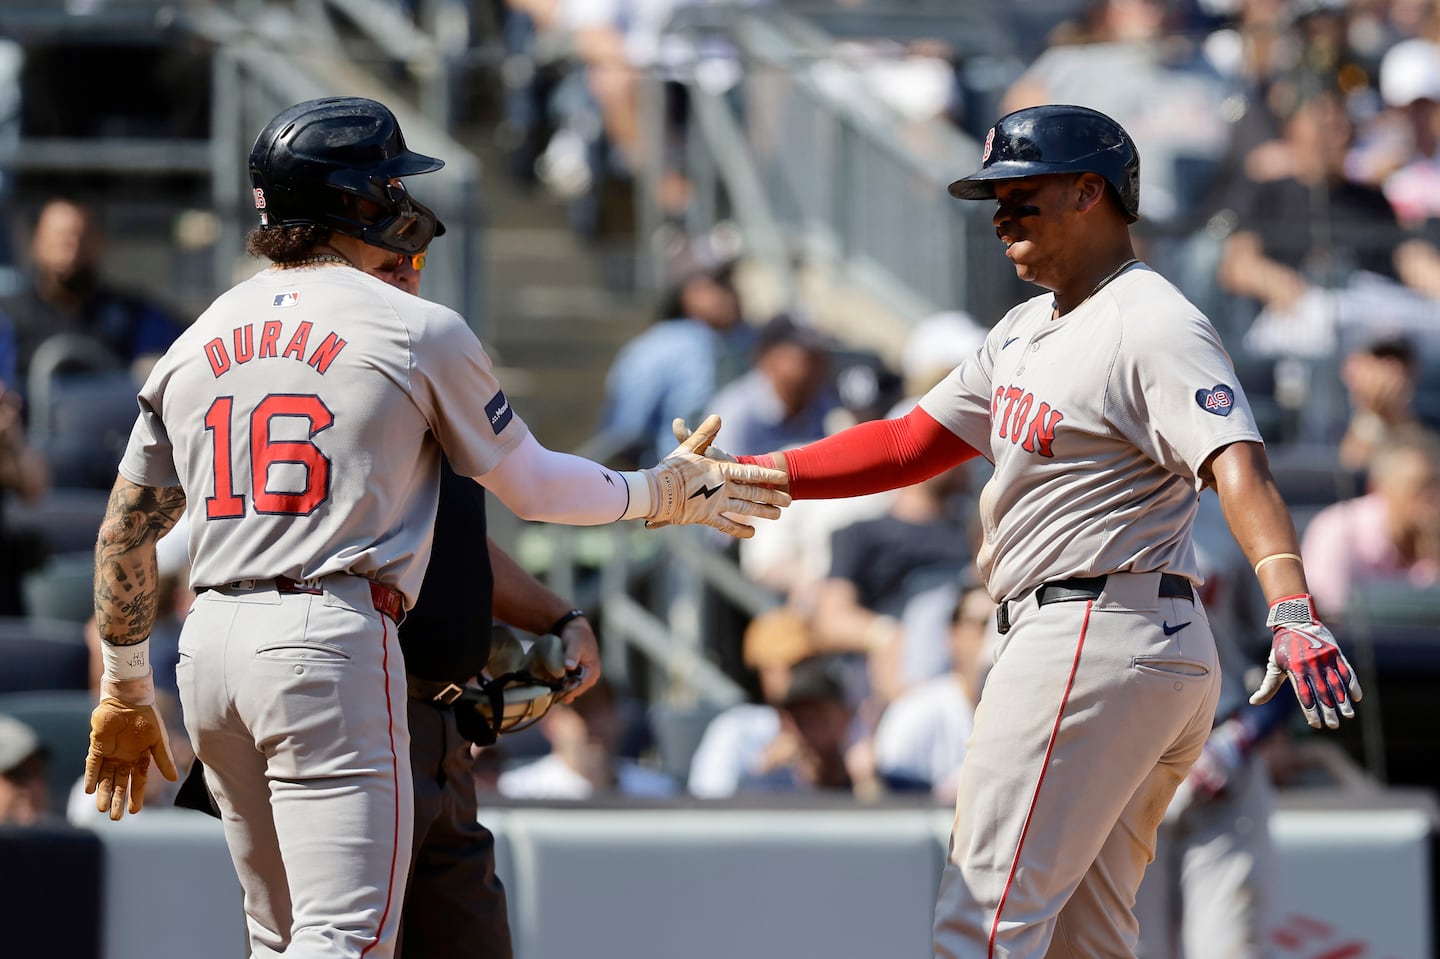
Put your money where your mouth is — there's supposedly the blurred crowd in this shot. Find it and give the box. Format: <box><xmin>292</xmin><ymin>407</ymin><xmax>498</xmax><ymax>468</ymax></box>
<box><xmin>0</xmin><ymin>13</ymin><xmax>1425</xmax><ymax>959</ymax></box>
<box><xmin>0</xmin><ymin>0</ymin><xmax>1436</xmax><ymax>866</ymax></box>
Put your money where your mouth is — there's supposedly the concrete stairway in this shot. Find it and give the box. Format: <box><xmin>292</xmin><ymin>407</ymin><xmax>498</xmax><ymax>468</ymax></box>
<box><xmin>467</xmin><ymin>138</ymin><xmax>656</xmax><ymax>456</ymax></box>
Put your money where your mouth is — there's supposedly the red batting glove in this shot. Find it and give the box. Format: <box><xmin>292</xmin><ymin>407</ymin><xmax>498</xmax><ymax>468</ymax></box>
<box><xmin>1249</xmin><ymin>594</ymin><xmax>1362</xmax><ymax>730</ymax></box>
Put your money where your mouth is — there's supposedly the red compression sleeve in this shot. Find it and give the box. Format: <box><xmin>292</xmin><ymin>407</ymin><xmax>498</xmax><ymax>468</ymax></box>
<box><xmin>737</xmin><ymin>406</ymin><xmax>980</xmax><ymax>500</ymax></box>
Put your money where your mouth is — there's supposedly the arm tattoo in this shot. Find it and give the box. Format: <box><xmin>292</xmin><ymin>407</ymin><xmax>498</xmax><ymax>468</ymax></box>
<box><xmin>94</xmin><ymin>480</ymin><xmax>186</xmax><ymax>647</ymax></box>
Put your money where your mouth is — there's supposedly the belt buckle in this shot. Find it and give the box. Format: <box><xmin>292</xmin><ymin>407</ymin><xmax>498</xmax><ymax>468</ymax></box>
<box><xmin>432</xmin><ymin>682</ymin><xmax>465</xmax><ymax>706</ymax></box>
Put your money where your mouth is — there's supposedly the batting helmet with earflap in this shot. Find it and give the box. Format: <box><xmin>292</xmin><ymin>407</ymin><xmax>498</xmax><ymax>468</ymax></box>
<box><xmin>948</xmin><ymin>104</ymin><xmax>1141</xmax><ymax>223</ymax></box>
<box><xmin>249</xmin><ymin>96</ymin><xmax>447</xmax><ymax>254</ymax></box>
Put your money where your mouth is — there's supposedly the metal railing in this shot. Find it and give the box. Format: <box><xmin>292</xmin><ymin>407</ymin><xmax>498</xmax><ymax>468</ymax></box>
<box><xmin>635</xmin><ymin>5</ymin><xmax>1022</xmax><ymax>326</ymax></box>
<box><xmin>513</xmin><ymin>520</ymin><xmax>778</xmax><ymax>707</ymax></box>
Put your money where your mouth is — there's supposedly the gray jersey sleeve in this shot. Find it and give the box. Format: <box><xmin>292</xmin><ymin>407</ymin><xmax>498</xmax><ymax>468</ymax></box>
<box><xmin>1105</xmin><ymin>291</ymin><xmax>1262</xmax><ymax>488</ymax></box>
<box><xmin>120</xmin><ymin>392</ymin><xmax>179</xmax><ymax>488</ymax></box>
<box><xmin>407</xmin><ymin>306</ymin><xmax>529</xmax><ymax>477</ymax></box>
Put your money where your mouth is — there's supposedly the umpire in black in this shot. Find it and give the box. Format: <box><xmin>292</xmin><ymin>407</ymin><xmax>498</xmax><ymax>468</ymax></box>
<box><xmin>369</xmin><ymin>253</ymin><xmax>600</xmax><ymax>959</ymax></box>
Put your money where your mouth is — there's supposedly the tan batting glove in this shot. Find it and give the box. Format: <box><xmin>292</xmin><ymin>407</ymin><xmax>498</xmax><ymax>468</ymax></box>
<box><xmin>627</xmin><ymin>414</ymin><xmax>790</xmax><ymax>538</ymax></box>
<box><xmin>671</xmin><ymin>416</ymin><xmax>737</xmax><ymax>462</ymax></box>
<box><xmin>645</xmin><ymin>416</ymin><xmax>758</xmax><ymax>531</ymax></box>
<box><xmin>85</xmin><ymin>656</ymin><xmax>178</xmax><ymax>820</ymax></box>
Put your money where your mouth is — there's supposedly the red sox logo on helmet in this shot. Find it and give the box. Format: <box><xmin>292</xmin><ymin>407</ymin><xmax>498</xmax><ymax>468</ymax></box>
<box><xmin>253</xmin><ymin>187</ymin><xmax>267</xmax><ymax>210</ymax></box>
<box><xmin>982</xmin><ymin>128</ymin><xmax>995</xmax><ymax>163</ymax></box>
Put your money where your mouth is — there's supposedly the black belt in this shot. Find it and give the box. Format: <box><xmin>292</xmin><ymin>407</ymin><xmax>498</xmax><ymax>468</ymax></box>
<box><xmin>407</xmin><ymin>675</ymin><xmax>475</xmax><ymax>706</ymax></box>
<box><xmin>196</xmin><ymin>576</ymin><xmax>405</xmax><ymax>626</ymax></box>
<box><xmin>996</xmin><ymin>573</ymin><xmax>1194</xmax><ymax>635</ymax></box>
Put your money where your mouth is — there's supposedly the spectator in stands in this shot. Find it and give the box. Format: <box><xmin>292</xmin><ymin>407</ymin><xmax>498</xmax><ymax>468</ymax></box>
<box><xmin>552</xmin><ymin>0</ymin><xmax>755</xmax><ymax>226</ymax></box>
<box><xmin>497</xmin><ymin>678</ymin><xmax>678</xmax><ymax>799</ymax></box>
<box><xmin>1336</xmin><ymin>333</ymin><xmax>1423</xmax><ymax>471</ymax></box>
<box><xmin>707</xmin><ymin>312</ymin><xmax>839</xmax><ymax>460</ymax></box>
<box><xmin>737</xmin><ymin>312</ymin><xmax>985</xmax><ymax>615</ymax></box>
<box><xmin>895</xmin><ymin>312</ymin><xmax>988</xmax><ymax>413</ymax></box>
<box><xmin>0</xmin><ymin>353</ymin><xmax>49</xmax><ymax>616</ymax></box>
<box><xmin>1301</xmin><ymin>425</ymin><xmax>1440</xmax><ymax>617</ymax></box>
<box><xmin>0</xmin><ymin>714</ymin><xmax>48</xmax><ymax>826</ymax></box>
<box><xmin>1371</xmin><ymin>38</ymin><xmax>1440</xmax><ymax>228</ymax></box>
<box><xmin>871</xmin><ymin>585</ymin><xmax>993</xmax><ymax>800</ymax></box>
<box><xmin>737</xmin><ymin>492</ymin><xmax>895</xmax><ymax>609</ymax></box>
<box><xmin>1195</xmin><ymin>0</ymin><xmax>1300</xmax><ymax>207</ymax></box>
<box><xmin>4</xmin><ymin>197</ymin><xmax>184</xmax><ymax>383</ymax></box>
<box><xmin>597</xmin><ymin>229</ymin><xmax>753</xmax><ymax>467</ymax></box>
<box><xmin>737</xmin><ymin>654</ymin><xmax>873</xmax><ymax>796</ymax></box>
<box><xmin>688</xmin><ymin>606</ymin><xmax>814</xmax><ymax>798</ymax></box>
<box><xmin>1217</xmin><ymin>88</ymin><xmax>1440</xmax><ymax>317</ymax></box>
<box><xmin>1002</xmin><ymin>0</ymin><xmax>1231</xmax><ymax>226</ymax></box>
<box><xmin>810</xmin><ymin>462</ymin><xmax>976</xmax><ymax>705</ymax></box>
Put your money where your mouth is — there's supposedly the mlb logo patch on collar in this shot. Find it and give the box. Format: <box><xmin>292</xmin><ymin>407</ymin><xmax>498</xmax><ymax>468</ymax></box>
<box><xmin>1196</xmin><ymin>384</ymin><xmax>1235</xmax><ymax>416</ymax></box>
<box><xmin>273</xmin><ymin>291</ymin><xmax>300</xmax><ymax>308</ymax></box>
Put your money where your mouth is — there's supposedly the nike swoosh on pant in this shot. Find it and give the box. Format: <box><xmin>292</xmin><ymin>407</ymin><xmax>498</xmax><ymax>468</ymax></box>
<box><xmin>1162</xmin><ymin>621</ymin><xmax>1190</xmax><ymax>636</ymax></box>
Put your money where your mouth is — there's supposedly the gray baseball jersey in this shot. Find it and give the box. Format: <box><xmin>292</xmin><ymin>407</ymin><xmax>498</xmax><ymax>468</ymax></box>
<box><xmin>918</xmin><ymin>263</ymin><xmax>1263</xmax><ymax>600</ymax></box>
<box><xmin>121</xmin><ymin>262</ymin><xmax>528</xmax><ymax>959</ymax></box>
<box><xmin>121</xmin><ymin>264</ymin><xmax>528</xmax><ymax>607</ymax></box>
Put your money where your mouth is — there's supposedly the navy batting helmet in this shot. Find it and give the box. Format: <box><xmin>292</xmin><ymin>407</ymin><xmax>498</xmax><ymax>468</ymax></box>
<box><xmin>249</xmin><ymin>96</ymin><xmax>446</xmax><ymax>255</ymax></box>
<box><xmin>948</xmin><ymin>104</ymin><xmax>1141</xmax><ymax>223</ymax></box>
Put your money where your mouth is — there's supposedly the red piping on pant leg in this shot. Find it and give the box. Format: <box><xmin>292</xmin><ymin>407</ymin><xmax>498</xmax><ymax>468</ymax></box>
<box><xmin>987</xmin><ymin>601</ymin><xmax>1093</xmax><ymax>959</ymax></box>
<box><xmin>360</xmin><ymin>616</ymin><xmax>402</xmax><ymax>958</ymax></box>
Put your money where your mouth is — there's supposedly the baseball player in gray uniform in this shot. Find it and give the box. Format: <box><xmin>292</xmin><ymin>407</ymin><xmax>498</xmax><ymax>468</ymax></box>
<box><xmin>81</xmin><ymin>96</ymin><xmax>787</xmax><ymax>959</ymax></box>
<box><xmin>686</xmin><ymin>104</ymin><xmax>1361</xmax><ymax>958</ymax></box>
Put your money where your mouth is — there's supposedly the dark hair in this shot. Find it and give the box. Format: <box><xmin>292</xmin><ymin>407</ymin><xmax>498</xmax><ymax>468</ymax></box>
<box><xmin>1366</xmin><ymin>335</ymin><xmax>1417</xmax><ymax>369</ymax></box>
<box><xmin>756</xmin><ymin>311</ymin><xmax>828</xmax><ymax>357</ymax></box>
<box><xmin>781</xmin><ymin>655</ymin><xmax>850</xmax><ymax>708</ymax></box>
<box><xmin>246</xmin><ymin>223</ymin><xmax>331</xmax><ymax>264</ymax></box>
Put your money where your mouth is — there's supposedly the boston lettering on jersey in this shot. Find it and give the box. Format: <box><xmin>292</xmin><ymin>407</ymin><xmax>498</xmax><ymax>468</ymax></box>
<box><xmin>991</xmin><ymin>385</ymin><xmax>1064</xmax><ymax>457</ymax></box>
<box><xmin>203</xmin><ymin>320</ymin><xmax>348</xmax><ymax>378</ymax></box>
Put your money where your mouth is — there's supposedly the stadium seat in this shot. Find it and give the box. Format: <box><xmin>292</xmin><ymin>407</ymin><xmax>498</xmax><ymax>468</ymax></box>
<box><xmin>22</xmin><ymin>550</ymin><xmax>96</xmax><ymax>622</ymax></box>
<box><xmin>25</xmin><ymin>334</ymin><xmax>137</xmax><ymax>490</ymax></box>
<box><xmin>4</xmin><ymin>487</ymin><xmax>110</xmax><ymax>554</ymax></box>
<box><xmin>0</xmin><ymin>688</ymin><xmax>96</xmax><ymax>816</ymax></box>
<box><xmin>29</xmin><ymin>372</ymin><xmax>141</xmax><ymax>490</ymax></box>
<box><xmin>0</xmin><ymin>616</ymin><xmax>89</xmax><ymax>693</ymax></box>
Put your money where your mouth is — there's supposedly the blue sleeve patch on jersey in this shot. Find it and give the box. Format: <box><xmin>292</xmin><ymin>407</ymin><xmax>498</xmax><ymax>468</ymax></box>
<box><xmin>1196</xmin><ymin>384</ymin><xmax>1235</xmax><ymax>416</ymax></box>
<box><xmin>486</xmin><ymin>390</ymin><xmax>514</xmax><ymax>434</ymax></box>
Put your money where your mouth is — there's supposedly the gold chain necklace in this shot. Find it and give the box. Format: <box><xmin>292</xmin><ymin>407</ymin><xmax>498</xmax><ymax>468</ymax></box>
<box><xmin>1053</xmin><ymin>258</ymin><xmax>1139</xmax><ymax>317</ymax></box>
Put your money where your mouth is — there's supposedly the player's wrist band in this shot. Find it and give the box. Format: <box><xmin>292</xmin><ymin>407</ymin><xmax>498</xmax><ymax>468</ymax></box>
<box><xmin>1266</xmin><ymin>593</ymin><xmax>1317</xmax><ymax>627</ymax></box>
<box><xmin>618</xmin><ymin>470</ymin><xmax>653</xmax><ymax>521</ymax></box>
<box><xmin>101</xmin><ymin>637</ymin><xmax>152</xmax><ymax>682</ymax></box>
<box><xmin>1253</xmin><ymin>552</ymin><xmax>1302</xmax><ymax>575</ymax></box>
<box><xmin>547</xmin><ymin>609</ymin><xmax>587</xmax><ymax>637</ymax></box>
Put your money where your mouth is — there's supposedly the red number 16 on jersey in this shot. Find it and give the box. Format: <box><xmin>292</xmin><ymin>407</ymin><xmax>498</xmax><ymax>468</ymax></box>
<box><xmin>204</xmin><ymin>393</ymin><xmax>334</xmax><ymax>519</ymax></box>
